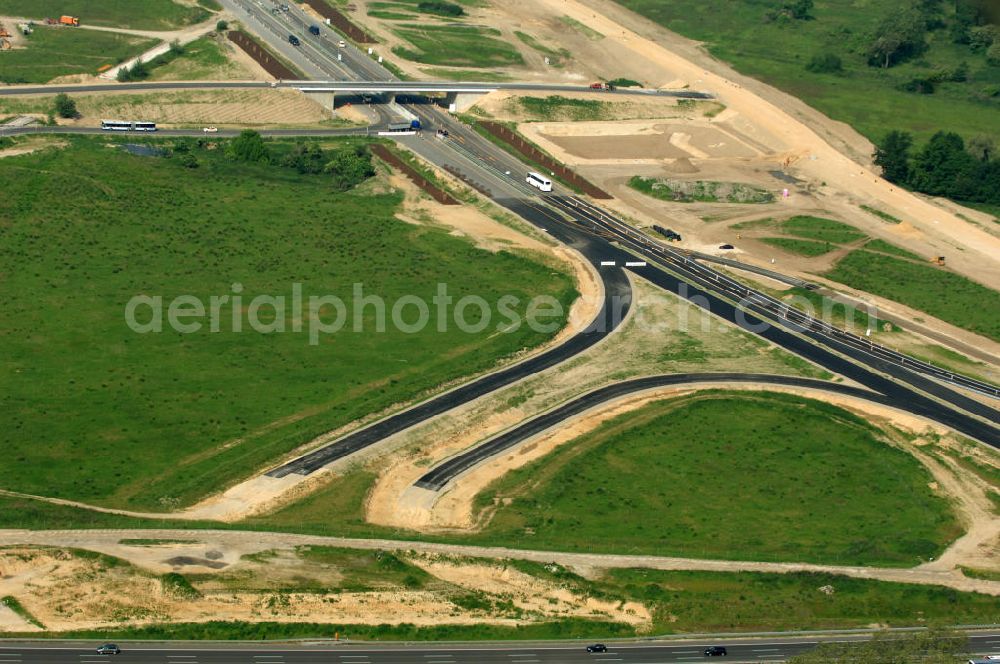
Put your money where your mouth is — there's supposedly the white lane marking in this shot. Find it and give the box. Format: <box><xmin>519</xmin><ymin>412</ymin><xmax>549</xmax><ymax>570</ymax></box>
<box><xmin>600</xmin><ymin>260</ymin><xmax>616</xmax><ymax>266</ymax></box>
<box><xmin>625</xmin><ymin>261</ymin><xmax>647</xmax><ymax>267</ymax></box>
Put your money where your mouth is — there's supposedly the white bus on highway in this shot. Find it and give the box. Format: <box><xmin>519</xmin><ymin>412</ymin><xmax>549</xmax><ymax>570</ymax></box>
<box><xmin>526</xmin><ymin>172</ymin><xmax>552</xmax><ymax>192</ymax></box>
<box><xmin>101</xmin><ymin>120</ymin><xmax>157</xmax><ymax>132</ymax></box>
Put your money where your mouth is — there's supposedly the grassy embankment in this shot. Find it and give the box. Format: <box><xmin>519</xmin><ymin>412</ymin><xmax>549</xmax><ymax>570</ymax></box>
<box><xmin>0</xmin><ymin>137</ymin><xmax>575</xmax><ymax>511</ymax></box>
<box><xmin>0</xmin><ymin>0</ymin><xmax>210</xmax><ymax>30</ymax></box>
<box><xmin>825</xmin><ymin>249</ymin><xmax>1000</xmax><ymax>342</ymax></box>
<box><xmin>471</xmin><ymin>392</ymin><xmax>959</xmax><ymax>567</ymax></box>
<box><xmin>752</xmin><ymin>215</ymin><xmax>868</xmax><ymax>257</ymax></box>
<box><xmin>391</xmin><ymin>24</ymin><xmax>524</xmax><ymax>68</ymax></box>
<box><xmin>0</xmin><ymin>27</ymin><xmax>156</xmax><ymax>84</ymax></box>
<box><xmin>614</xmin><ymin>0</ymin><xmax>1000</xmax><ymax>143</ymax></box>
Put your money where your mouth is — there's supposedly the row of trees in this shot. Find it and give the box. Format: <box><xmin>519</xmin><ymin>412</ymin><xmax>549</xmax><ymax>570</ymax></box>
<box><xmin>225</xmin><ymin>130</ymin><xmax>376</xmax><ymax>190</ymax></box>
<box><xmin>874</xmin><ymin>129</ymin><xmax>1000</xmax><ymax>203</ymax></box>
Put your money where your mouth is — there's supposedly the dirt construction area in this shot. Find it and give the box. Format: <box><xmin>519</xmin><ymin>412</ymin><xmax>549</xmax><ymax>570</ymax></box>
<box><xmin>0</xmin><ymin>89</ymin><xmax>340</xmax><ymax>127</ymax></box>
<box><xmin>0</xmin><ymin>543</ymin><xmax>648</xmax><ymax>633</ymax></box>
<box><xmin>528</xmin><ymin>119</ymin><xmax>762</xmax><ymax>162</ymax></box>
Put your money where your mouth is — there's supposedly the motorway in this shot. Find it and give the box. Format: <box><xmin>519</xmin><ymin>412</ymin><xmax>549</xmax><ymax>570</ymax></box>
<box><xmin>3</xmin><ymin>633</ymin><xmax>1000</xmax><ymax>663</ymax></box>
<box><xmin>231</xmin><ymin>0</ymin><xmax>999</xmax><ymax>478</ymax></box>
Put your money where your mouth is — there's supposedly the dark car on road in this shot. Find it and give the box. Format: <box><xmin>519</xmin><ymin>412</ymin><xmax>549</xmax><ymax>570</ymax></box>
<box><xmin>96</xmin><ymin>644</ymin><xmax>121</xmax><ymax>655</ymax></box>
<box><xmin>288</xmin><ymin>34</ymin><xmax>300</xmax><ymax>46</ymax></box>
<box><xmin>308</xmin><ymin>25</ymin><xmax>320</xmax><ymax>35</ymax></box>
<box><xmin>704</xmin><ymin>646</ymin><xmax>727</xmax><ymax>656</ymax></box>
<box><xmin>586</xmin><ymin>644</ymin><xmax>608</xmax><ymax>653</ymax></box>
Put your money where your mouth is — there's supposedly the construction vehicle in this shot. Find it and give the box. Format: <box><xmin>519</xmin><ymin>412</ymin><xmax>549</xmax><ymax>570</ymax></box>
<box><xmin>45</xmin><ymin>16</ymin><xmax>79</xmax><ymax>26</ymax></box>
<box><xmin>653</xmin><ymin>225</ymin><xmax>682</xmax><ymax>241</ymax></box>
<box><xmin>931</xmin><ymin>255</ymin><xmax>946</xmax><ymax>266</ymax></box>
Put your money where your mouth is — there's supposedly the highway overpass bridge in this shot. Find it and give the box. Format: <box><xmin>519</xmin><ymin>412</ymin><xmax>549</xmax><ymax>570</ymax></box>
<box><xmin>0</xmin><ymin>80</ymin><xmax>712</xmax><ymax>112</ymax></box>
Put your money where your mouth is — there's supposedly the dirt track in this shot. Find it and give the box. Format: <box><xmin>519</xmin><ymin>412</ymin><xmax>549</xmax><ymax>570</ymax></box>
<box><xmin>1</xmin><ymin>529</ymin><xmax>997</xmax><ymax>596</ymax></box>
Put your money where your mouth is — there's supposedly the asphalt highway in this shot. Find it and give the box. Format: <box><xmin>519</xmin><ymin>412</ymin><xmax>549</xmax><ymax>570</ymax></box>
<box><xmin>4</xmin><ymin>632</ymin><xmax>1000</xmax><ymax>663</ymax></box>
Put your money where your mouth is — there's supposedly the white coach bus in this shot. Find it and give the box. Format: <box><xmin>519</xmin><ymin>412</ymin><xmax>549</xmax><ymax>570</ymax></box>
<box><xmin>526</xmin><ymin>171</ymin><xmax>553</xmax><ymax>192</ymax></box>
<box><xmin>101</xmin><ymin>120</ymin><xmax>157</xmax><ymax>132</ymax></box>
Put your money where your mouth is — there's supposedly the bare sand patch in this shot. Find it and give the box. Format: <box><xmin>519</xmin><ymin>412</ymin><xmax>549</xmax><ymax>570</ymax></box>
<box><xmin>410</xmin><ymin>557</ymin><xmax>650</xmax><ymax>627</ymax></box>
<box><xmin>526</xmin><ymin>119</ymin><xmax>761</xmax><ymax>163</ymax></box>
<box><xmin>0</xmin><ymin>545</ymin><xmax>652</xmax><ymax>633</ymax></box>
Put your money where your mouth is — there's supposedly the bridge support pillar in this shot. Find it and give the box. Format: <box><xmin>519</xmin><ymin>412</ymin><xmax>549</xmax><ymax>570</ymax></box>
<box><xmin>302</xmin><ymin>90</ymin><xmax>336</xmax><ymax>110</ymax></box>
<box><xmin>444</xmin><ymin>91</ymin><xmax>487</xmax><ymax>113</ymax></box>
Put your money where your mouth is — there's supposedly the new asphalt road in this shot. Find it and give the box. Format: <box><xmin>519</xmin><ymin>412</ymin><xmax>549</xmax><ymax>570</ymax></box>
<box><xmin>4</xmin><ymin>632</ymin><xmax>1000</xmax><ymax>663</ymax></box>
<box><xmin>413</xmin><ymin>374</ymin><xmax>900</xmax><ymax>490</ymax></box>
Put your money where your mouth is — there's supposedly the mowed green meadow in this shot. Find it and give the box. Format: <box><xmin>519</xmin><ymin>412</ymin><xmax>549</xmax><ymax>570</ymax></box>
<box><xmin>0</xmin><ymin>0</ymin><xmax>210</xmax><ymax>31</ymax></box>
<box><xmin>0</xmin><ymin>138</ymin><xmax>575</xmax><ymax>510</ymax></box>
<box><xmin>474</xmin><ymin>392</ymin><xmax>959</xmax><ymax>566</ymax></box>
<box><xmin>825</xmin><ymin>249</ymin><xmax>1000</xmax><ymax>342</ymax></box>
<box><xmin>0</xmin><ymin>27</ymin><xmax>156</xmax><ymax>84</ymax></box>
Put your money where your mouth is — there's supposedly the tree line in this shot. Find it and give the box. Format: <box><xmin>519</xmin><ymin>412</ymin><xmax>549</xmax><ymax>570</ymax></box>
<box><xmin>225</xmin><ymin>130</ymin><xmax>376</xmax><ymax>190</ymax></box>
<box><xmin>874</xmin><ymin>129</ymin><xmax>1000</xmax><ymax>204</ymax></box>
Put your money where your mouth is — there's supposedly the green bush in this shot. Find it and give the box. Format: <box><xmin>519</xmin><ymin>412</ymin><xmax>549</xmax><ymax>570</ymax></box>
<box><xmin>225</xmin><ymin>129</ymin><xmax>270</xmax><ymax>163</ymax></box>
<box><xmin>417</xmin><ymin>1</ymin><xmax>463</xmax><ymax>17</ymax></box>
<box><xmin>53</xmin><ymin>93</ymin><xmax>77</xmax><ymax>119</ymax></box>
<box><xmin>805</xmin><ymin>53</ymin><xmax>842</xmax><ymax>74</ymax></box>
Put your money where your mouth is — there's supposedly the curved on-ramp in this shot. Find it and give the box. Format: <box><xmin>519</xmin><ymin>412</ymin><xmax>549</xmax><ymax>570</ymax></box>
<box><xmin>413</xmin><ymin>373</ymin><xmax>936</xmax><ymax>491</ymax></box>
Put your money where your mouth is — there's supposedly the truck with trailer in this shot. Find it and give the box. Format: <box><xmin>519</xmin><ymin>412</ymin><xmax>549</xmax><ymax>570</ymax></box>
<box><xmin>387</xmin><ymin>119</ymin><xmax>421</xmax><ymax>132</ymax></box>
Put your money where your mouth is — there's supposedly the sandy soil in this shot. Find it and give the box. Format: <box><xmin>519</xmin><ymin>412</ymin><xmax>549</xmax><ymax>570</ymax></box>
<box><xmin>411</xmin><ymin>557</ymin><xmax>650</xmax><ymax>626</ymax></box>
<box><xmin>525</xmin><ymin>0</ymin><xmax>1000</xmax><ymax>292</ymax></box>
<box><xmin>0</xmin><ymin>545</ymin><xmax>649</xmax><ymax>632</ymax></box>
<box><xmin>525</xmin><ymin>119</ymin><xmax>761</xmax><ymax>163</ymax></box>
<box><xmin>472</xmin><ymin>90</ymin><xmax>723</xmax><ymax>123</ymax></box>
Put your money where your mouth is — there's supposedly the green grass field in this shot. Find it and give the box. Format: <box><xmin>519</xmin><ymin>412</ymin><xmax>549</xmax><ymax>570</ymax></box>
<box><xmin>391</xmin><ymin>25</ymin><xmax>524</xmax><ymax>68</ymax></box>
<box><xmin>145</xmin><ymin>36</ymin><xmax>240</xmax><ymax>81</ymax></box>
<box><xmin>864</xmin><ymin>238</ymin><xmax>923</xmax><ymax>260</ymax></box>
<box><xmin>576</xmin><ymin>566</ymin><xmax>1000</xmax><ymax>632</ymax></box>
<box><xmin>0</xmin><ymin>138</ymin><xmax>574</xmax><ymax>511</ymax></box>
<box><xmin>760</xmin><ymin>237</ymin><xmax>835</xmax><ymax>257</ymax></box>
<box><xmin>825</xmin><ymin>250</ymin><xmax>1000</xmax><ymax>341</ymax></box>
<box><xmin>778</xmin><ymin>215</ymin><xmax>868</xmax><ymax>244</ymax></box>
<box><xmin>472</xmin><ymin>392</ymin><xmax>958</xmax><ymax>566</ymax></box>
<box><xmin>615</xmin><ymin>0</ymin><xmax>1000</xmax><ymax>144</ymax></box>
<box><xmin>517</xmin><ymin>96</ymin><xmax>609</xmax><ymax>121</ymax></box>
<box><xmin>0</xmin><ymin>27</ymin><xmax>156</xmax><ymax>84</ymax></box>
<box><xmin>0</xmin><ymin>0</ymin><xmax>209</xmax><ymax>30</ymax></box>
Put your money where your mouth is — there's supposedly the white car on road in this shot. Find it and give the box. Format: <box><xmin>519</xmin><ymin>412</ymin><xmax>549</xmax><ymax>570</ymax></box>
<box><xmin>202</xmin><ymin>126</ymin><xmax>218</xmax><ymax>133</ymax></box>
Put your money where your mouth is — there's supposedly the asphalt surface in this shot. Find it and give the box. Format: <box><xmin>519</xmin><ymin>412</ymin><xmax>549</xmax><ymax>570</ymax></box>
<box><xmin>4</xmin><ymin>632</ymin><xmax>1000</xmax><ymax>663</ymax></box>
<box><xmin>0</xmin><ymin>125</ymin><xmax>375</xmax><ymax>138</ymax></box>
<box><xmin>414</xmin><ymin>374</ymin><xmax>897</xmax><ymax>490</ymax></box>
